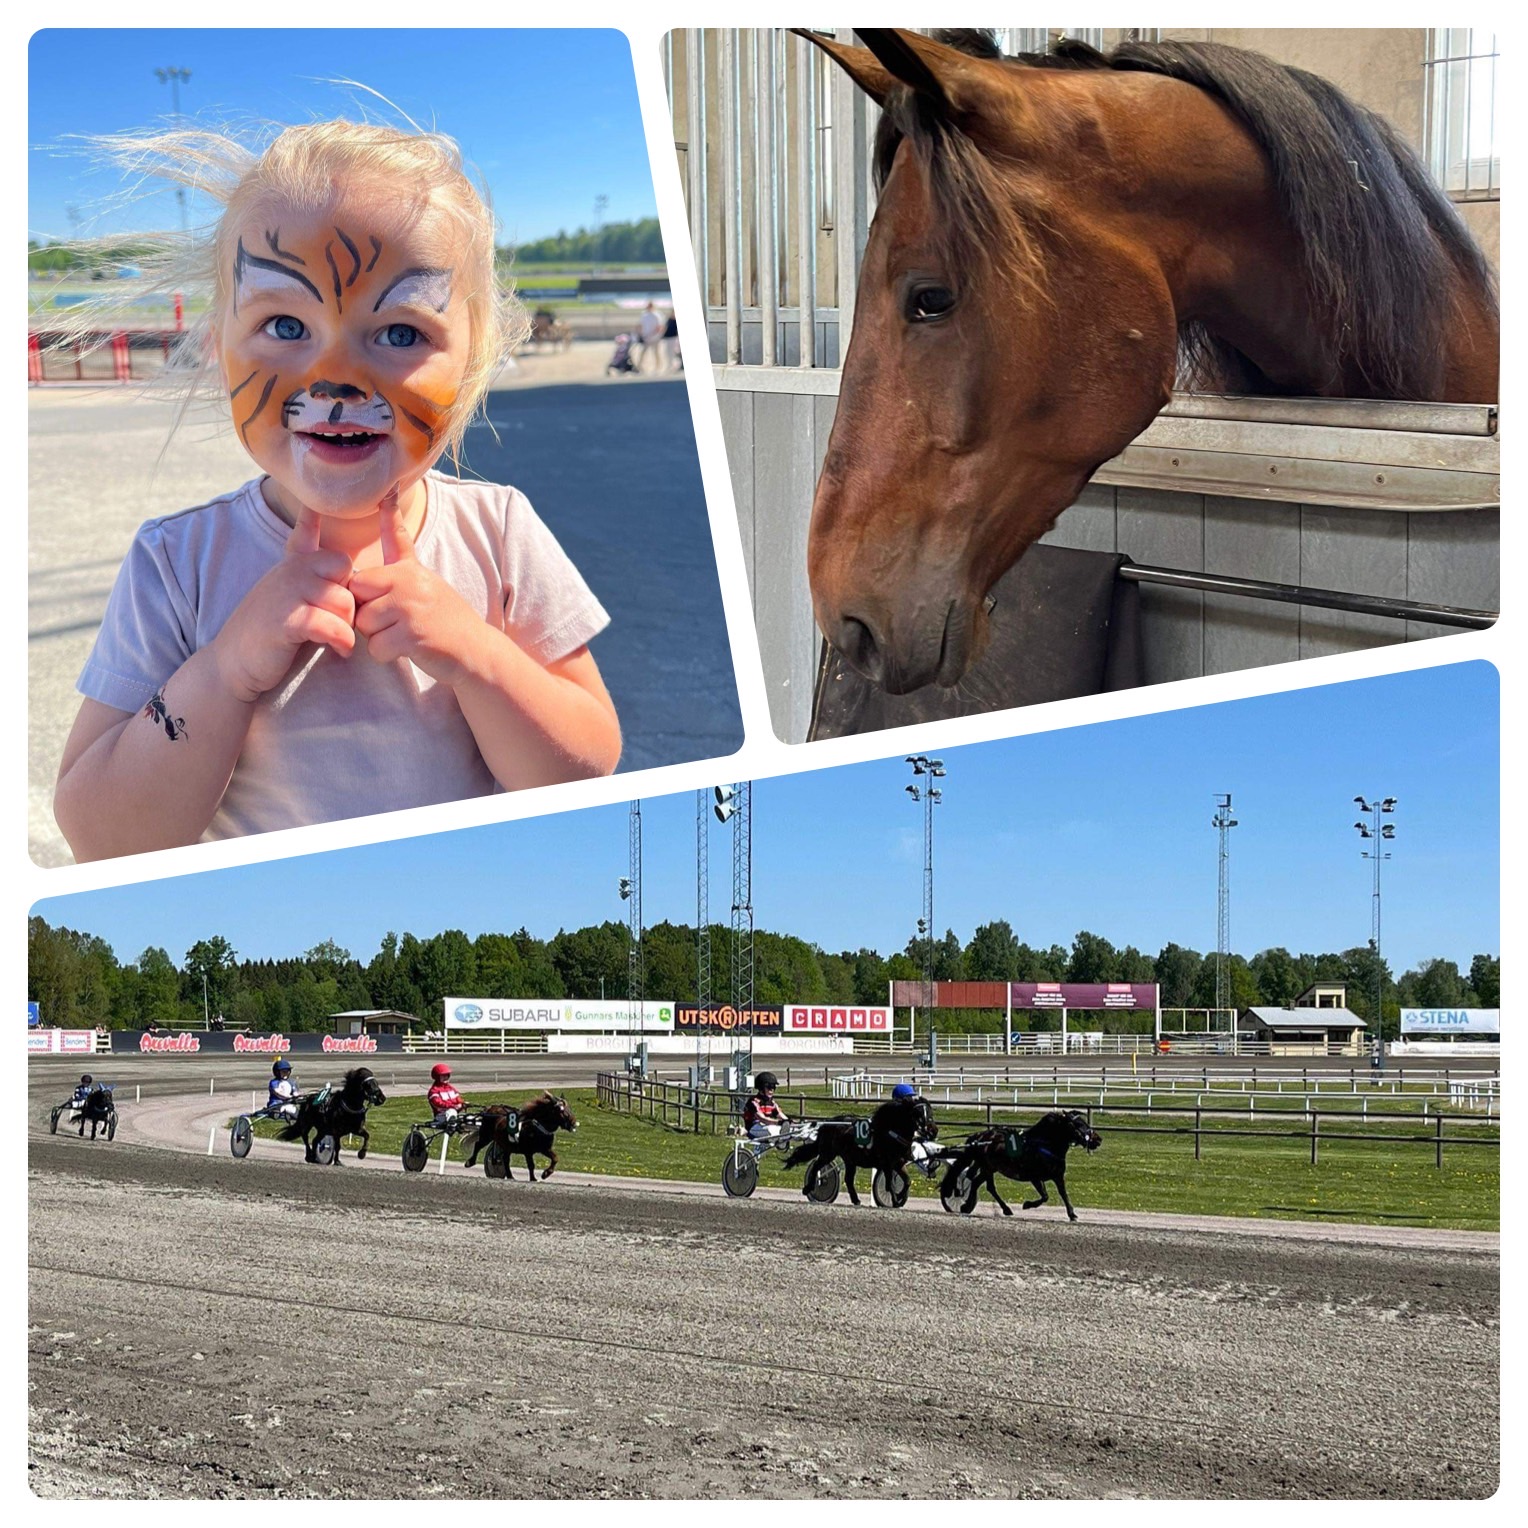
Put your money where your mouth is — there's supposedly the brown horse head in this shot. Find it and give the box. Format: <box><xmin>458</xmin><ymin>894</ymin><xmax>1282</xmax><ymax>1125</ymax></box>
<box><xmin>800</xmin><ymin>29</ymin><xmax>1498</xmax><ymax>693</ymax></box>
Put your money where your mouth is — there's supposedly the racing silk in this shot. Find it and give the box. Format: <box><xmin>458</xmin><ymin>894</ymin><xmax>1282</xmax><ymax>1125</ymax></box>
<box><xmin>70</xmin><ymin>1085</ymin><xmax>92</xmax><ymax>1107</ymax></box>
<box><xmin>428</xmin><ymin>1081</ymin><xmax>463</xmax><ymax>1114</ymax></box>
<box><xmin>742</xmin><ymin>1096</ymin><xmax>784</xmax><ymax>1131</ymax></box>
<box><xmin>268</xmin><ymin>1078</ymin><xmax>297</xmax><ymax>1107</ymax></box>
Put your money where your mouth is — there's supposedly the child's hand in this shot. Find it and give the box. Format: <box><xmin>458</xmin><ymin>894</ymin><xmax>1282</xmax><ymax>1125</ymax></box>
<box><xmin>211</xmin><ymin>508</ymin><xmax>357</xmax><ymax>703</ymax></box>
<box><xmin>349</xmin><ymin>503</ymin><xmax>488</xmax><ymax>686</ymax></box>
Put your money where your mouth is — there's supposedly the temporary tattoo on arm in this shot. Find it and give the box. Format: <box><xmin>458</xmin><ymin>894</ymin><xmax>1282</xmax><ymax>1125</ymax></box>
<box><xmin>142</xmin><ymin>689</ymin><xmax>189</xmax><ymax>742</ymax></box>
<box><xmin>372</xmin><ymin>267</ymin><xmax>454</xmax><ymax>315</ymax></box>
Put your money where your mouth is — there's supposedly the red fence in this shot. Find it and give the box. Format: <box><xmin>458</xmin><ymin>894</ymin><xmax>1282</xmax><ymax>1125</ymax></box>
<box><xmin>28</xmin><ymin>327</ymin><xmax>190</xmax><ymax>385</ymax></box>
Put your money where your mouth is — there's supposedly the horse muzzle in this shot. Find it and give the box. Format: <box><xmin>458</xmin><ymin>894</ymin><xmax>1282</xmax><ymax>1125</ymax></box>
<box><xmin>820</xmin><ymin>591</ymin><xmax>980</xmax><ymax>694</ymax></box>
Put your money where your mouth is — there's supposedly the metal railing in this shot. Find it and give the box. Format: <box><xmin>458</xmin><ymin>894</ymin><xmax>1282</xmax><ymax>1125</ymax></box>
<box><xmin>401</xmin><ymin>1032</ymin><xmax>548</xmax><ymax>1055</ymax></box>
<box><xmin>596</xmin><ymin>1071</ymin><xmax>1498</xmax><ymax>1168</ymax></box>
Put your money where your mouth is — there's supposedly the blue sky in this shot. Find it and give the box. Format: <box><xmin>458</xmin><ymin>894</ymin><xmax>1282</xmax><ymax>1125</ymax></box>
<box><xmin>34</xmin><ymin>664</ymin><xmax>1499</xmax><ymax>976</ymax></box>
<box><xmin>28</xmin><ymin>29</ymin><xmax>658</xmax><ymax>247</ymax></box>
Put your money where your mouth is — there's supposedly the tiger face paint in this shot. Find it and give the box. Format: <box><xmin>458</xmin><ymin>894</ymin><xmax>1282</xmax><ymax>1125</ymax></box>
<box><xmin>218</xmin><ymin>191</ymin><xmax>470</xmax><ymax>522</ymax></box>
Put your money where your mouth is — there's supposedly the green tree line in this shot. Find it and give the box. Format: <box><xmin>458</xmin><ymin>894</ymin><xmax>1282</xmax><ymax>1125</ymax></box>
<box><xmin>28</xmin><ymin>914</ymin><xmax>1498</xmax><ymax>1040</ymax></box>
<box><xmin>504</xmin><ymin>217</ymin><xmax>665</xmax><ymax>266</ymax></box>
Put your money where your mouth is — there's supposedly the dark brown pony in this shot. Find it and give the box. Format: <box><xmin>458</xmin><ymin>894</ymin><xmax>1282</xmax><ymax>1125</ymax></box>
<box><xmin>798</xmin><ymin>29</ymin><xmax>1499</xmax><ymax>694</ymax></box>
<box><xmin>463</xmin><ymin>1093</ymin><xmax>578</xmax><ymax>1180</ymax></box>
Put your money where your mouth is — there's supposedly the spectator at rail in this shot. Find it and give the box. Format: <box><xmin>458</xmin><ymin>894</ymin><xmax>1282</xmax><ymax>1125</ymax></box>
<box><xmin>742</xmin><ymin>1071</ymin><xmax>789</xmax><ymax>1140</ymax></box>
<box><xmin>427</xmin><ymin>1062</ymin><xmax>465</xmax><ymax>1128</ymax></box>
<box><xmin>636</xmin><ymin>300</ymin><xmax>665</xmax><ymax>371</ymax></box>
<box><xmin>266</xmin><ymin>1058</ymin><xmax>300</xmax><ymax>1121</ymax></box>
<box><xmin>662</xmin><ymin>312</ymin><xmax>681</xmax><ymax>372</ymax></box>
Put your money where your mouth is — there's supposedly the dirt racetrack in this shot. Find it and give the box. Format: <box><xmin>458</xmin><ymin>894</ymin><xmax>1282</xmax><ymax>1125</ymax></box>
<box><xmin>30</xmin><ymin>1115</ymin><xmax>1498</xmax><ymax>1499</ymax></box>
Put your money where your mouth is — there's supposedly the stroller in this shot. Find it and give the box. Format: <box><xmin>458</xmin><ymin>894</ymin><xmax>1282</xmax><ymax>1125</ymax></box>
<box><xmin>606</xmin><ymin>332</ymin><xmax>637</xmax><ymax>374</ymax></box>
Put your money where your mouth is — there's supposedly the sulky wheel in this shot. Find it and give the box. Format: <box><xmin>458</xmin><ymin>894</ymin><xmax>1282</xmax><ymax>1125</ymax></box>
<box><xmin>940</xmin><ymin>1164</ymin><xmax>975</xmax><ymax>1214</ymax></box>
<box><xmin>313</xmin><ymin>1133</ymin><xmax>339</xmax><ymax>1166</ymax></box>
<box><xmin>872</xmin><ymin>1166</ymin><xmax>911</xmax><ymax>1210</ymax></box>
<box><xmin>401</xmin><ymin>1129</ymin><xmax>429</xmax><ymax>1173</ymax></box>
<box><xmin>106</xmin><ymin>1108</ymin><xmax>118</xmax><ymax>1142</ymax></box>
<box><xmin>721</xmin><ymin>1150</ymin><xmax>759</xmax><ymax>1198</ymax></box>
<box><xmin>230</xmin><ymin>1116</ymin><xmax>254</xmax><ymax>1159</ymax></box>
<box><xmin>484</xmin><ymin>1140</ymin><xmax>508</xmax><ymax>1179</ymax></box>
<box><xmin>805</xmin><ymin>1161</ymin><xmax>842</xmax><ymax>1204</ymax></box>
<box><xmin>49</xmin><ymin>1106</ymin><xmax>62</xmax><ymax>1136</ymax></box>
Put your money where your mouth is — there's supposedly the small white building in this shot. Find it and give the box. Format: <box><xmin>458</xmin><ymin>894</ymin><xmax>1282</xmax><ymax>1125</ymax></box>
<box><xmin>1238</xmin><ymin>1006</ymin><xmax>1368</xmax><ymax>1056</ymax></box>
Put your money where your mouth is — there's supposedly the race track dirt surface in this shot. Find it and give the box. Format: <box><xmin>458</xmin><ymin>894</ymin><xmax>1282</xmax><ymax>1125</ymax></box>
<box><xmin>29</xmin><ymin>1131</ymin><xmax>1498</xmax><ymax>1500</ymax></box>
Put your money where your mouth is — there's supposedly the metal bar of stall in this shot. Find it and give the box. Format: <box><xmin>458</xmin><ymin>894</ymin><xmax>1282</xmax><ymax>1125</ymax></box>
<box><xmin>832</xmin><ymin>27</ymin><xmax>859</xmax><ymax>360</ymax></box>
<box><xmin>796</xmin><ymin>31</ymin><xmax>818</xmax><ymax>367</ymax></box>
<box><xmin>1117</xmin><ymin>564</ymin><xmax>1497</xmax><ymax>629</ymax></box>
<box><xmin>685</xmin><ymin>30</ymin><xmax>708</xmax><ymax>307</ymax></box>
<box><xmin>723</xmin><ymin>30</ymin><xmax>743</xmax><ymax>363</ymax></box>
<box><xmin>757</xmin><ymin>29</ymin><xmax>778</xmax><ymax>366</ymax></box>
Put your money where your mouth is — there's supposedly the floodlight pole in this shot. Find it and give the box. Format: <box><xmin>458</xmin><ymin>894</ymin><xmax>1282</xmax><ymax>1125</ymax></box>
<box><xmin>627</xmin><ymin>800</ymin><xmax>644</xmax><ymax>1061</ymax></box>
<box><xmin>696</xmin><ymin>788</ymin><xmax>711</xmax><ymax>1082</ymax></box>
<box><xmin>155</xmin><ymin>68</ymin><xmax>192</xmax><ymax>233</ymax></box>
<box><xmin>906</xmin><ymin>757</ymin><xmax>946</xmax><ymax>1056</ymax></box>
<box><xmin>729</xmin><ymin>782</ymin><xmax>754</xmax><ymax>1075</ymax></box>
<box><xmin>1353</xmin><ymin>796</ymin><xmax>1397</xmax><ymax>1070</ymax></box>
<box><xmin>1212</xmin><ymin>794</ymin><xmax>1238</xmax><ymax>1019</ymax></box>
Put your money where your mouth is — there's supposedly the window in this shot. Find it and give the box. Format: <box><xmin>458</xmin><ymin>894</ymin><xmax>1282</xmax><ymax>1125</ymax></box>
<box><xmin>1425</xmin><ymin>30</ymin><xmax>1499</xmax><ymax>200</ymax></box>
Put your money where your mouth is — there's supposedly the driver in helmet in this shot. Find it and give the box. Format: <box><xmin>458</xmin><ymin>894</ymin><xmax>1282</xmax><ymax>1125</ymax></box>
<box><xmin>742</xmin><ymin>1071</ymin><xmax>790</xmax><ymax>1141</ymax></box>
<box><xmin>69</xmin><ymin>1073</ymin><xmax>95</xmax><ymax>1110</ymax></box>
<box><xmin>883</xmin><ymin>1081</ymin><xmax>937</xmax><ymax>1171</ymax></box>
<box><xmin>266</xmin><ymin>1059</ymin><xmax>300</xmax><ymax>1120</ymax></box>
<box><xmin>428</xmin><ymin>1063</ymin><xmax>465</xmax><ymax>1129</ymax></box>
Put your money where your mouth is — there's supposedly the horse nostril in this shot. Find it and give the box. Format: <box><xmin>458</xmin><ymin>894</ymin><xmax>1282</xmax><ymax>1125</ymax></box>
<box><xmin>836</xmin><ymin>614</ymin><xmax>885</xmax><ymax>684</ymax></box>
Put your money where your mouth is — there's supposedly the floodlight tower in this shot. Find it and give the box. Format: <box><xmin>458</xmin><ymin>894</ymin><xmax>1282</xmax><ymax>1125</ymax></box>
<box><xmin>715</xmin><ymin>783</ymin><xmax>754</xmax><ymax>1072</ymax></box>
<box><xmin>1353</xmin><ymin>796</ymin><xmax>1397</xmax><ymax>1070</ymax></box>
<box><xmin>618</xmin><ymin>800</ymin><xmax>644</xmax><ymax>1059</ymax></box>
<box><xmin>1212</xmin><ymin>794</ymin><xmax>1238</xmax><ymax>1017</ymax></box>
<box><xmin>154</xmin><ymin>68</ymin><xmax>192</xmax><ymax>232</ymax></box>
<box><xmin>696</xmin><ymin>789</ymin><xmax>713</xmax><ymax>1079</ymax></box>
<box><xmin>905</xmin><ymin>757</ymin><xmax>946</xmax><ymax>1039</ymax></box>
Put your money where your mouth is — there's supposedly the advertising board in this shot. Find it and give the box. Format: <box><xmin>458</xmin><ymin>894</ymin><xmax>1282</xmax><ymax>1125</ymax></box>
<box><xmin>782</xmin><ymin>1005</ymin><xmax>890</xmax><ymax>1032</ymax></box>
<box><xmin>1400</xmin><ymin>1008</ymin><xmax>1500</xmax><ymax>1034</ymax></box>
<box><xmin>444</xmin><ymin>998</ymin><xmax>675</xmax><ymax>1031</ymax></box>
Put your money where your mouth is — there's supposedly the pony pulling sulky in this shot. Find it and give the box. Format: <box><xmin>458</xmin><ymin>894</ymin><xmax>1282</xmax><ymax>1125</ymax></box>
<box><xmin>277</xmin><ymin>1067</ymin><xmax>386</xmax><ymax>1165</ymax></box>
<box><xmin>941</xmin><ymin>1109</ymin><xmax>1102</xmax><ymax>1219</ymax></box>
<box><xmin>784</xmin><ymin>1092</ymin><xmax>938</xmax><ymax>1206</ymax></box>
<box><xmin>797</xmin><ymin>29</ymin><xmax>1499</xmax><ymax>696</ymax></box>
<box><xmin>463</xmin><ymin>1093</ymin><xmax>577</xmax><ymax>1181</ymax></box>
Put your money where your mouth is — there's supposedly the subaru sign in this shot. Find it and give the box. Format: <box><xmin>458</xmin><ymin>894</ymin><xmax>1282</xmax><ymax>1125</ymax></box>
<box><xmin>452</xmin><ymin>1002</ymin><xmax>485</xmax><ymax>1026</ymax></box>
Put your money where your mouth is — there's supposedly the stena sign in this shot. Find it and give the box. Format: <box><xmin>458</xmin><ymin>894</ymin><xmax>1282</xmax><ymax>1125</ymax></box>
<box><xmin>444</xmin><ymin>998</ymin><xmax>676</xmax><ymax>1031</ymax></box>
<box><xmin>1401</xmin><ymin>1008</ymin><xmax>1499</xmax><ymax>1035</ymax></box>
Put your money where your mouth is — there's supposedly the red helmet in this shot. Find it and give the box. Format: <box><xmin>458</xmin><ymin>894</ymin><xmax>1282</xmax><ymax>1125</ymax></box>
<box><xmin>431</xmin><ymin>1063</ymin><xmax>452</xmax><ymax>1082</ymax></box>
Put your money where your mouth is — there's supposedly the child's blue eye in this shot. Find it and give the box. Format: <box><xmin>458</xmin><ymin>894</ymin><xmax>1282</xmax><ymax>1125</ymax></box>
<box><xmin>263</xmin><ymin>315</ymin><xmax>308</xmax><ymax>342</ymax></box>
<box><xmin>378</xmin><ymin>323</ymin><xmax>420</xmax><ymax>348</ymax></box>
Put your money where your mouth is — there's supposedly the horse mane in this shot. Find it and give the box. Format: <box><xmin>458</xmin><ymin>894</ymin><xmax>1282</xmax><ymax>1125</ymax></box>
<box><xmin>906</xmin><ymin>32</ymin><xmax>1497</xmax><ymax>399</ymax></box>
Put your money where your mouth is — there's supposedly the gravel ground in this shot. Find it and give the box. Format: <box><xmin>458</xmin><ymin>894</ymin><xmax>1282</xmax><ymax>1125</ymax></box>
<box><xmin>29</xmin><ymin>1119</ymin><xmax>1499</xmax><ymax>1499</ymax></box>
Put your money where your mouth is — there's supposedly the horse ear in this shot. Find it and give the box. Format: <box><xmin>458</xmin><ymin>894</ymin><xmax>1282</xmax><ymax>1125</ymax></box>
<box><xmin>851</xmin><ymin>28</ymin><xmax>1018</xmax><ymax>125</ymax></box>
<box><xmin>791</xmin><ymin>29</ymin><xmax>897</xmax><ymax>104</ymax></box>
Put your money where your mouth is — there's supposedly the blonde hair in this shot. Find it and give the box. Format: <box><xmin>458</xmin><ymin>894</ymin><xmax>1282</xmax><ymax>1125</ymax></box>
<box><xmin>46</xmin><ymin>116</ymin><xmax>527</xmax><ymax>462</ymax></box>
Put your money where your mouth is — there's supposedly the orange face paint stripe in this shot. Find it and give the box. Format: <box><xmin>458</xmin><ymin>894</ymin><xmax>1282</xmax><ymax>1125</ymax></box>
<box><xmin>264</xmin><ymin>229</ymin><xmax>306</xmax><ymax>266</ymax></box>
<box><xmin>397</xmin><ymin>405</ymin><xmax>438</xmax><ymax>445</ymax></box>
<box><xmin>334</xmin><ymin>226</ymin><xmax>362</xmax><ymax>287</ymax></box>
<box><xmin>239</xmin><ymin>373</ymin><xmax>278</xmax><ymax>446</ymax></box>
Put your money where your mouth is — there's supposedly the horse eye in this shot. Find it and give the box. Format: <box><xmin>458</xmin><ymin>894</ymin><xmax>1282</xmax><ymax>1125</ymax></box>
<box><xmin>908</xmin><ymin>286</ymin><xmax>957</xmax><ymax>322</ymax></box>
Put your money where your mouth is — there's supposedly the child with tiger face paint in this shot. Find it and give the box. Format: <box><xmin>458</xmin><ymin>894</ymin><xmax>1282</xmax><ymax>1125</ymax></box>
<box><xmin>55</xmin><ymin>121</ymin><xmax>621</xmax><ymax>859</ymax></box>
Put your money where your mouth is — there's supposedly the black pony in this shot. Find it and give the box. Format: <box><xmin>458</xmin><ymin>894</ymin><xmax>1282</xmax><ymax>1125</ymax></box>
<box><xmin>941</xmin><ymin>1110</ymin><xmax>1102</xmax><ymax>1220</ymax></box>
<box><xmin>463</xmin><ymin>1093</ymin><xmax>578</xmax><ymax>1180</ymax></box>
<box><xmin>784</xmin><ymin>1094</ymin><xmax>937</xmax><ymax>1206</ymax></box>
<box><xmin>277</xmin><ymin>1068</ymin><xmax>386</xmax><ymax>1165</ymax></box>
<box><xmin>77</xmin><ymin>1086</ymin><xmax>115</xmax><ymax>1141</ymax></box>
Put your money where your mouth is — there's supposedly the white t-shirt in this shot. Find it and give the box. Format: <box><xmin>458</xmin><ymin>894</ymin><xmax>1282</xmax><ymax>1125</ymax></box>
<box><xmin>78</xmin><ymin>472</ymin><xmax>611</xmax><ymax>839</ymax></box>
<box><xmin>638</xmin><ymin>309</ymin><xmax>665</xmax><ymax>343</ymax></box>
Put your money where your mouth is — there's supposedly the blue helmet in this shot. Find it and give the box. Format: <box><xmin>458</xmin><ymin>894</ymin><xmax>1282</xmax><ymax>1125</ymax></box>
<box><xmin>273</xmin><ymin>1059</ymin><xmax>291</xmax><ymax>1076</ymax></box>
<box><xmin>891</xmin><ymin>1082</ymin><xmax>917</xmax><ymax>1101</ymax></box>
